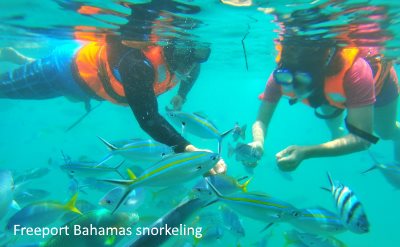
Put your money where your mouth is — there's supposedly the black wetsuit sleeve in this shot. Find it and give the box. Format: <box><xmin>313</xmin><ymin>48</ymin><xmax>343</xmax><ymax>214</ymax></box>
<box><xmin>117</xmin><ymin>50</ymin><xmax>190</xmax><ymax>153</ymax></box>
<box><xmin>177</xmin><ymin>64</ymin><xmax>200</xmax><ymax>100</ymax></box>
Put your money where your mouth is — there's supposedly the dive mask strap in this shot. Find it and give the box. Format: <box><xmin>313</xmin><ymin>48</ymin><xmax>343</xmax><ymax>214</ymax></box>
<box><xmin>345</xmin><ymin>117</ymin><xmax>379</xmax><ymax>144</ymax></box>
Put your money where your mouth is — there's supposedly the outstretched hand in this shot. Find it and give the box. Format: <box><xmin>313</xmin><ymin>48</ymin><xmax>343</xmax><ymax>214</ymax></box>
<box><xmin>170</xmin><ymin>95</ymin><xmax>185</xmax><ymax>111</ymax></box>
<box><xmin>276</xmin><ymin>145</ymin><xmax>307</xmax><ymax>172</ymax></box>
<box><xmin>242</xmin><ymin>141</ymin><xmax>264</xmax><ymax>167</ymax></box>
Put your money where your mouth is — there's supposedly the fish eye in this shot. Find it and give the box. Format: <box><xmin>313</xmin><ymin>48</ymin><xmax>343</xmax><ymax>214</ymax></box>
<box><xmin>70</xmin><ymin>171</ymin><xmax>75</xmax><ymax>174</ymax></box>
<box><xmin>197</xmin><ymin>166</ymin><xmax>202</xmax><ymax>170</ymax></box>
<box><xmin>161</xmin><ymin>152</ymin><xmax>166</xmax><ymax>156</ymax></box>
<box><xmin>182</xmin><ymin>122</ymin><xmax>186</xmax><ymax>126</ymax></box>
<box><xmin>106</xmin><ymin>200</ymin><xmax>111</xmax><ymax>204</ymax></box>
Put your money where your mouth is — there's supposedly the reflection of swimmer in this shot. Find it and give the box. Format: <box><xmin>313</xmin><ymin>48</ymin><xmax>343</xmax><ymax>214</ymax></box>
<box><xmin>247</xmin><ymin>40</ymin><xmax>399</xmax><ymax>171</ymax></box>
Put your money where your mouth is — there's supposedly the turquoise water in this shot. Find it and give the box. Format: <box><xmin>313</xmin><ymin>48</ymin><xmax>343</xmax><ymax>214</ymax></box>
<box><xmin>1</xmin><ymin>1</ymin><xmax>400</xmax><ymax>246</ymax></box>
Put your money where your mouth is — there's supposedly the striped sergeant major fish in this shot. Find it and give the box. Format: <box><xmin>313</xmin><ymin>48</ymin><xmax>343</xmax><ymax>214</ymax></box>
<box><xmin>165</xmin><ymin>110</ymin><xmax>233</xmax><ymax>154</ymax></box>
<box><xmin>290</xmin><ymin>207</ymin><xmax>347</xmax><ymax>235</ymax></box>
<box><xmin>97</xmin><ymin>137</ymin><xmax>174</xmax><ymax>166</ymax></box>
<box><xmin>362</xmin><ymin>151</ymin><xmax>400</xmax><ymax>189</ymax></box>
<box><xmin>204</xmin><ymin>177</ymin><xmax>301</xmax><ymax>225</ymax></box>
<box><xmin>326</xmin><ymin>173</ymin><xmax>369</xmax><ymax>234</ymax></box>
<box><xmin>101</xmin><ymin>151</ymin><xmax>219</xmax><ymax>213</ymax></box>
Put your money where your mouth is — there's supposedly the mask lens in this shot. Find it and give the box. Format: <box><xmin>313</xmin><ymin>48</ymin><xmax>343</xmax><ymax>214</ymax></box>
<box><xmin>274</xmin><ymin>69</ymin><xmax>294</xmax><ymax>86</ymax></box>
<box><xmin>294</xmin><ymin>72</ymin><xmax>312</xmax><ymax>86</ymax></box>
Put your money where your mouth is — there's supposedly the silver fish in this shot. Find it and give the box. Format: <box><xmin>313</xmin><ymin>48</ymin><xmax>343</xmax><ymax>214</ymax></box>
<box><xmin>290</xmin><ymin>207</ymin><xmax>347</xmax><ymax>235</ymax></box>
<box><xmin>327</xmin><ymin>173</ymin><xmax>369</xmax><ymax>234</ymax></box>
<box><xmin>14</xmin><ymin>188</ymin><xmax>51</xmax><ymax>206</ymax></box>
<box><xmin>363</xmin><ymin>152</ymin><xmax>400</xmax><ymax>189</ymax></box>
<box><xmin>99</xmin><ymin>187</ymin><xmax>146</xmax><ymax>212</ymax></box>
<box><xmin>97</xmin><ymin>137</ymin><xmax>173</xmax><ymax>165</ymax></box>
<box><xmin>193</xmin><ymin>174</ymin><xmax>252</xmax><ymax>195</ymax></box>
<box><xmin>102</xmin><ymin>151</ymin><xmax>219</xmax><ymax>212</ymax></box>
<box><xmin>166</xmin><ymin>110</ymin><xmax>233</xmax><ymax>154</ymax></box>
<box><xmin>221</xmin><ymin>206</ymin><xmax>245</xmax><ymax>238</ymax></box>
<box><xmin>0</xmin><ymin>170</ymin><xmax>14</xmax><ymax>220</ymax></box>
<box><xmin>284</xmin><ymin>229</ymin><xmax>347</xmax><ymax>247</ymax></box>
<box><xmin>205</xmin><ymin>177</ymin><xmax>301</xmax><ymax>223</ymax></box>
<box><xmin>6</xmin><ymin>193</ymin><xmax>82</xmax><ymax>230</ymax></box>
<box><xmin>60</xmin><ymin>158</ymin><xmax>125</xmax><ymax>178</ymax></box>
<box><xmin>14</xmin><ymin>167</ymin><xmax>50</xmax><ymax>184</ymax></box>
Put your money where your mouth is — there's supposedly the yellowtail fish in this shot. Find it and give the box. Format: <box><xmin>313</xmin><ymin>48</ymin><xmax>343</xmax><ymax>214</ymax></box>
<box><xmin>14</xmin><ymin>188</ymin><xmax>51</xmax><ymax>206</ymax></box>
<box><xmin>102</xmin><ymin>151</ymin><xmax>219</xmax><ymax>212</ymax></box>
<box><xmin>284</xmin><ymin>229</ymin><xmax>347</xmax><ymax>247</ymax></box>
<box><xmin>0</xmin><ymin>170</ymin><xmax>14</xmax><ymax>220</ymax></box>
<box><xmin>6</xmin><ymin>193</ymin><xmax>82</xmax><ymax>230</ymax></box>
<box><xmin>193</xmin><ymin>174</ymin><xmax>252</xmax><ymax>195</ymax></box>
<box><xmin>99</xmin><ymin>187</ymin><xmax>146</xmax><ymax>212</ymax></box>
<box><xmin>326</xmin><ymin>173</ymin><xmax>369</xmax><ymax>234</ymax></box>
<box><xmin>362</xmin><ymin>151</ymin><xmax>400</xmax><ymax>189</ymax></box>
<box><xmin>221</xmin><ymin>206</ymin><xmax>246</xmax><ymax>238</ymax></box>
<box><xmin>166</xmin><ymin>110</ymin><xmax>233</xmax><ymax>154</ymax></box>
<box><xmin>43</xmin><ymin>209</ymin><xmax>139</xmax><ymax>247</ymax></box>
<box><xmin>60</xmin><ymin>156</ymin><xmax>125</xmax><ymax>179</ymax></box>
<box><xmin>97</xmin><ymin>137</ymin><xmax>174</xmax><ymax>166</ymax></box>
<box><xmin>205</xmin><ymin>177</ymin><xmax>301</xmax><ymax>224</ymax></box>
<box><xmin>14</xmin><ymin>167</ymin><xmax>50</xmax><ymax>184</ymax></box>
<box><xmin>290</xmin><ymin>207</ymin><xmax>346</xmax><ymax>235</ymax></box>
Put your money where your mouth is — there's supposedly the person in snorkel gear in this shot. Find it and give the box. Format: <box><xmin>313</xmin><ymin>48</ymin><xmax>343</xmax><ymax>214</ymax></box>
<box><xmin>0</xmin><ymin>39</ymin><xmax>226</xmax><ymax>175</ymax></box>
<box><xmin>247</xmin><ymin>39</ymin><xmax>399</xmax><ymax>171</ymax></box>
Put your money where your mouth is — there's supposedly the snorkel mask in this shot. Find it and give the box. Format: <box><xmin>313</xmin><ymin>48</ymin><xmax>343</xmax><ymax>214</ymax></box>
<box><xmin>273</xmin><ymin>68</ymin><xmax>315</xmax><ymax>102</ymax></box>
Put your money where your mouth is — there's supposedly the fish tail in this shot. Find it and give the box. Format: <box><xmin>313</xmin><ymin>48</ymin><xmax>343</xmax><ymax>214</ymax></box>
<box><xmin>96</xmin><ymin>154</ymin><xmax>113</xmax><ymax>168</ymax></box>
<box><xmin>112</xmin><ymin>188</ymin><xmax>132</xmax><ymax>214</ymax></box>
<box><xmin>114</xmin><ymin>160</ymin><xmax>126</xmax><ymax>179</ymax></box>
<box><xmin>240</xmin><ymin>177</ymin><xmax>253</xmax><ymax>193</ymax></box>
<box><xmin>221</xmin><ymin>128</ymin><xmax>235</xmax><ymax>139</ymax></box>
<box><xmin>361</xmin><ymin>166</ymin><xmax>377</xmax><ymax>174</ymax></box>
<box><xmin>240</xmin><ymin>124</ymin><xmax>247</xmax><ymax>140</ymax></box>
<box><xmin>126</xmin><ymin>168</ymin><xmax>137</xmax><ymax>180</ymax></box>
<box><xmin>97</xmin><ymin>136</ymin><xmax>118</xmax><ymax>151</ymax></box>
<box><xmin>65</xmin><ymin>193</ymin><xmax>82</xmax><ymax>215</ymax></box>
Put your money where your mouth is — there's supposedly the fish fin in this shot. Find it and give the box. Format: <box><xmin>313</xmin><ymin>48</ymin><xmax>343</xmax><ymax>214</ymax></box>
<box><xmin>65</xmin><ymin>193</ymin><xmax>82</xmax><ymax>215</ymax></box>
<box><xmin>193</xmin><ymin>111</ymin><xmax>208</xmax><ymax>119</ymax></box>
<box><xmin>326</xmin><ymin>172</ymin><xmax>334</xmax><ymax>188</ymax></box>
<box><xmin>361</xmin><ymin>165</ymin><xmax>377</xmax><ymax>174</ymax></box>
<box><xmin>126</xmin><ymin>168</ymin><xmax>137</xmax><ymax>180</ymax></box>
<box><xmin>10</xmin><ymin>200</ymin><xmax>21</xmax><ymax>211</ymax></box>
<box><xmin>204</xmin><ymin>177</ymin><xmax>224</xmax><ymax>198</ymax></box>
<box><xmin>95</xmin><ymin>154</ymin><xmax>113</xmax><ymax>168</ymax></box>
<box><xmin>221</xmin><ymin>128</ymin><xmax>235</xmax><ymax>139</ymax></box>
<box><xmin>320</xmin><ymin>187</ymin><xmax>331</xmax><ymax>192</ymax></box>
<box><xmin>97</xmin><ymin>136</ymin><xmax>118</xmax><ymax>151</ymax></box>
<box><xmin>240</xmin><ymin>124</ymin><xmax>247</xmax><ymax>140</ymax></box>
<box><xmin>228</xmin><ymin>143</ymin><xmax>235</xmax><ymax>157</ymax></box>
<box><xmin>112</xmin><ymin>187</ymin><xmax>133</xmax><ymax>214</ymax></box>
<box><xmin>202</xmin><ymin>199</ymin><xmax>218</xmax><ymax>208</ymax></box>
<box><xmin>114</xmin><ymin>160</ymin><xmax>126</xmax><ymax>179</ymax></box>
<box><xmin>236</xmin><ymin>175</ymin><xmax>249</xmax><ymax>182</ymax></box>
<box><xmin>260</xmin><ymin>222</ymin><xmax>274</xmax><ymax>233</ymax></box>
<box><xmin>101</xmin><ymin>179</ymin><xmax>134</xmax><ymax>186</ymax></box>
<box><xmin>240</xmin><ymin>177</ymin><xmax>253</xmax><ymax>193</ymax></box>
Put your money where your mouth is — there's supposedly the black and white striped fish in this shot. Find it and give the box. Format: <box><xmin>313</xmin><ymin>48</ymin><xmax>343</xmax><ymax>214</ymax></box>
<box><xmin>327</xmin><ymin>173</ymin><xmax>369</xmax><ymax>234</ymax></box>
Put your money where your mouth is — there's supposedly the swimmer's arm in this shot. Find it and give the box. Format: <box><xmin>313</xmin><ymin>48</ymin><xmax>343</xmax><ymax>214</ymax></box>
<box><xmin>120</xmin><ymin>58</ymin><xmax>190</xmax><ymax>153</ymax></box>
<box><xmin>252</xmin><ymin>101</ymin><xmax>278</xmax><ymax>147</ymax></box>
<box><xmin>303</xmin><ymin>105</ymin><xmax>373</xmax><ymax>158</ymax></box>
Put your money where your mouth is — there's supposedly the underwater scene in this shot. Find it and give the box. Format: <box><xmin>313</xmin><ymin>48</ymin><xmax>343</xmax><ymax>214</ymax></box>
<box><xmin>1</xmin><ymin>0</ymin><xmax>400</xmax><ymax>246</ymax></box>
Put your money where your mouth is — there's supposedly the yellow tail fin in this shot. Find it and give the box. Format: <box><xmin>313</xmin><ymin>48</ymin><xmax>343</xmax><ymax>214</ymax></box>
<box><xmin>240</xmin><ymin>177</ymin><xmax>253</xmax><ymax>192</ymax></box>
<box><xmin>65</xmin><ymin>193</ymin><xmax>83</xmax><ymax>215</ymax></box>
<box><xmin>127</xmin><ymin>168</ymin><xmax>137</xmax><ymax>180</ymax></box>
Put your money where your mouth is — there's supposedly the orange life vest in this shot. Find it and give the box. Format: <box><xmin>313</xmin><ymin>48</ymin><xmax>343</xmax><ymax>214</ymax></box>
<box><xmin>277</xmin><ymin>46</ymin><xmax>391</xmax><ymax>109</ymax></box>
<box><xmin>74</xmin><ymin>42</ymin><xmax>178</xmax><ymax>105</ymax></box>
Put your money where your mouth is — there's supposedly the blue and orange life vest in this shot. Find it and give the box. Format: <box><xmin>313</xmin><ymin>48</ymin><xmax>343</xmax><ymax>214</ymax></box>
<box><xmin>74</xmin><ymin>42</ymin><xmax>178</xmax><ymax>105</ymax></box>
<box><xmin>278</xmin><ymin>46</ymin><xmax>392</xmax><ymax>109</ymax></box>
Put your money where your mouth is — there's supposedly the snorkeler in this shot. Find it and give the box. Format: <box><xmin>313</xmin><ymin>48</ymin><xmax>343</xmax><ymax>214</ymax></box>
<box><xmin>247</xmin><ymin>38</ymin><xmax>399</xmax><ymax>171</ymax></box>
<box><xmin>0</xmin><ymin>39</ymin><xmax>226</xmax><ymax>175</ymax></box>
